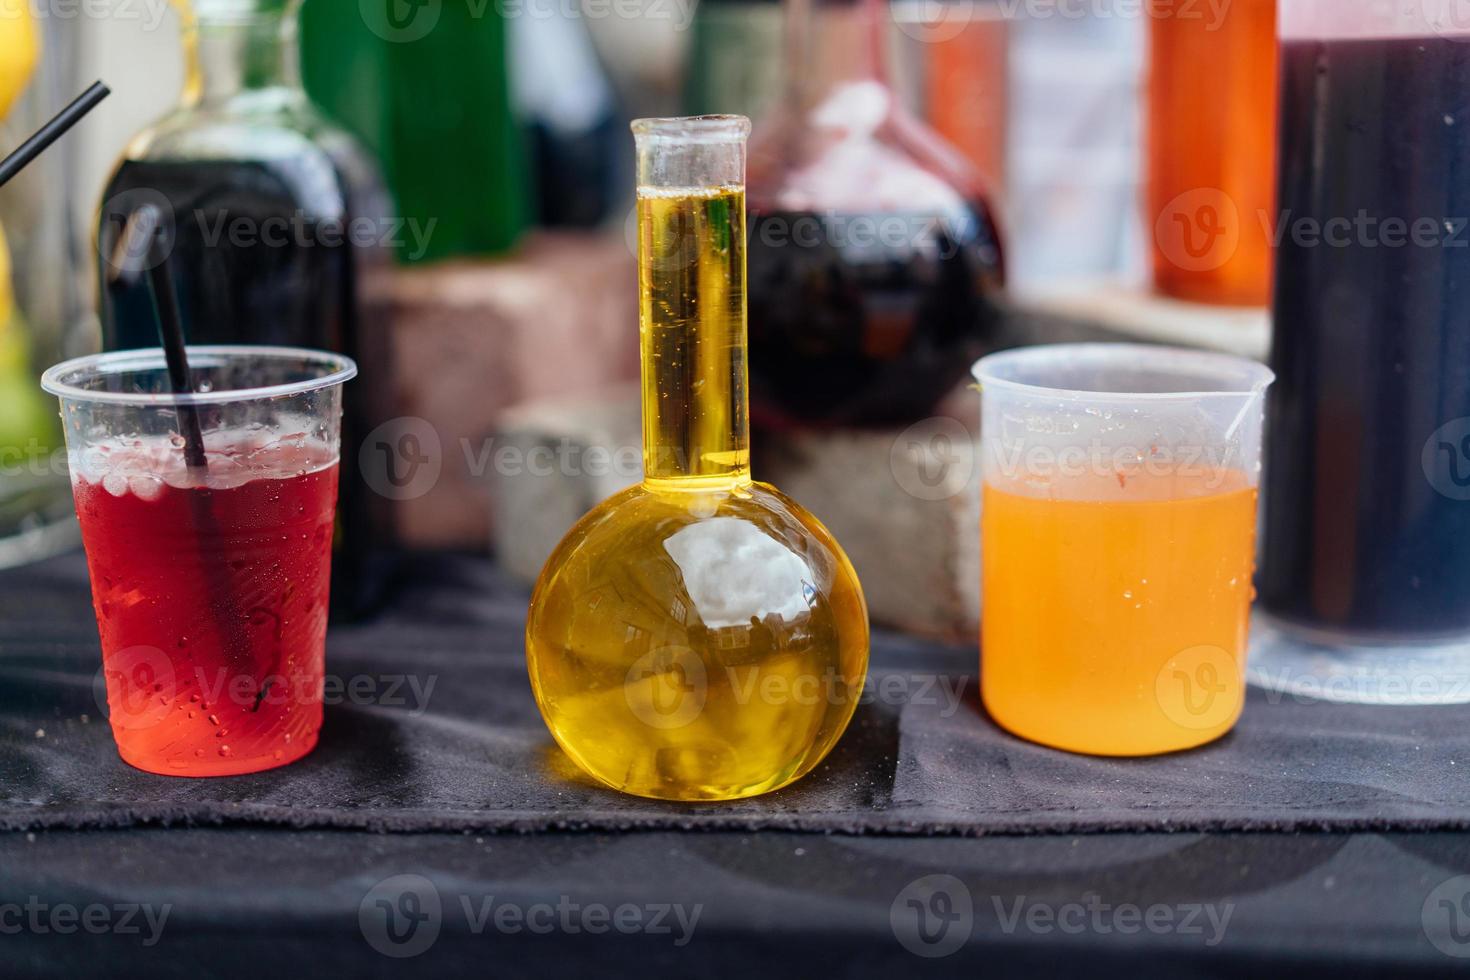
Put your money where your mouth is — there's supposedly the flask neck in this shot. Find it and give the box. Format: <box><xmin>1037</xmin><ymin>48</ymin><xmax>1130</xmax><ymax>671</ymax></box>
<box><xmin>632</xmin><ymin>117</ymin><xmax>753</xmax><ymax>491</ymax></box>
<box><xmin>179</xmin><ymin>2</ymin><xmax>302</xmax><ymax>108</ymax></box>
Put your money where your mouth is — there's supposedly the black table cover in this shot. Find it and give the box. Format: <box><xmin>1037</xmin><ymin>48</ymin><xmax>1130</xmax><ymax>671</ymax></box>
<box><xmin>2</xmin><ymin>553</ymin><xmax>1469</xmax><ymax>836</ymax></box>
<box><xmin>3</xmin><ymin>552</ymin><xmax>1470</xmax><ymax>979</ymax></box>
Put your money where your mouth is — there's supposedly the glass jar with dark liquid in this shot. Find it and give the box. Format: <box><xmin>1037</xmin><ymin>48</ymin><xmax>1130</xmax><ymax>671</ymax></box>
<box><xmin>96</xmin><ymin>0</ymin><xmax>394</xmax><ymax>618</ymax></box>
<box><xmin>746</xmin><ymin>0</ymin><xmax>1006</xmax><ymax>428</ymax></box>
<box><xmin>1251</xmin><ymin>0</ymin><xmax>1470</xmax><ymax>703</ymax></box>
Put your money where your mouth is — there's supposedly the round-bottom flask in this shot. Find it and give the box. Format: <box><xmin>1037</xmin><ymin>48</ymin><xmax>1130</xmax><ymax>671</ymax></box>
<box><xmin>526</xmin><ymin>117</ymin><xmax>870</xmax><ymax>801</ymax></box>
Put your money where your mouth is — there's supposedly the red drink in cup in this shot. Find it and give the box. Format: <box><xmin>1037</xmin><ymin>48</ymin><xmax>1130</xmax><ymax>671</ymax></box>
<box><xmin>75</xmin><ymin>435</ymin><xmax>338</xmax><ymax>774</ymax></box>
<box><xmin>42</xmin><ymin>347</ymin><xmax>356</xmax><ymax>776</ymax></box>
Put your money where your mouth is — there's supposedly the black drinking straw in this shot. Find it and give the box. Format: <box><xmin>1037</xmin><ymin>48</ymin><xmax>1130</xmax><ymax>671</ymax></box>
<box><xmin>0</xmin><ymin>81</ymin><xmax>110</xmax><ymax>188</ymax></box>
<box><xmin>108</xmin><ymin>211</ymin><xmax>262</xmax><ymax>679</ymax></box>
<box><xmin>108</xmin><ymin>204</ymin><xmax>209</xmax><ymax>470</ymax></box>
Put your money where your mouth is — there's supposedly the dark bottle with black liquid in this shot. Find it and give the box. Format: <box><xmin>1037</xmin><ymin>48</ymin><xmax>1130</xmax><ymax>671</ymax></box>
<box><xmin>1262</xmin><ymin>27</ymin><xmax>1470</xmax><ymax>638</ymax></box>
<box><xmin>96</xmin><ymin>0</ymin><xmax>394</xmax><ymax>619</ymax></box>
<box><xmin>1251</xmin><ymin>1</ymin><xmax>1470</xmax><ymax>705</ymax></box>
<box><xmin>746</xmin><ymin>0</ymin><xmax>1006</xmax><ymax>429</ymax></box>
<box><xmin>511</xmin><ymin>0</ymin><xmax>624</xmax><ymax>228</ymax></box>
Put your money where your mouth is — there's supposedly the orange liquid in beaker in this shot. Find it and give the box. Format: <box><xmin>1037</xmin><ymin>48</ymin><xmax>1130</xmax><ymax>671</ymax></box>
<box><xmin>981</xmin><ymin>467</ymin><xmax>1257</xmax><ymax>756</ymax></box>
<box><xmin>1148</xmin><ymin>0</ymin><xmax>1277</xmax><ymax>306</ymax></box>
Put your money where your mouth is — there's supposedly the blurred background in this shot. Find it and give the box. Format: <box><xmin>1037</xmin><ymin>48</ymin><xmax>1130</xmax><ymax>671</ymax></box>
<box><xmin>0</xmin><ymin>0</ymin><xmax>1274</xmax><ymax>636</ymax></box>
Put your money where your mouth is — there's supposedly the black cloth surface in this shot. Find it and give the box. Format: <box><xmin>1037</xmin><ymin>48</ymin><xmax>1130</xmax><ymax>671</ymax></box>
<box><xmin>3</xmin><ymin>552</ymin><xmax>1469</xmax><ymax>836</ymax></box>
<box><xmin>2</xmin><ymin>828</ymin><xmax>1465</xmax><ymax>978</ymax></box>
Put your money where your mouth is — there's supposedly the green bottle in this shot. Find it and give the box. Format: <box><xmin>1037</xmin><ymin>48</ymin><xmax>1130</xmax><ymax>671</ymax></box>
<box><xmin>298</xmin><ymin>0</ymin><xmax>529</xmax><ymax>261</ymax></box>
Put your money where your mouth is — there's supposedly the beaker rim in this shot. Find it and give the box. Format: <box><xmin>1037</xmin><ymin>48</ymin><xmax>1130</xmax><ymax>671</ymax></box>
<box><xmin>41</xmin><ymin>345</ymin><xmax>358</xmax><ymax>406</ymax></box>
<box><xmin>631</xmin><ymin>115</ymin><xmax>752</xmax><ymax>143</ymax></box>
<box><xmin>972</xmin><ymin>343</ymin><xmax>1275</xmax><ymax>402</ymax></box>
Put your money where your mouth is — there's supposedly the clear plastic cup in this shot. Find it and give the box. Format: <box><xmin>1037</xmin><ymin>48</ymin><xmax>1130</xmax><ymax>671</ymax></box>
<box><xmin>973</xmin><ymin>344</ymin><xmax>1274</xmax><ymax>756</ymax></box>
<box><xmin>40</xmin><ymin>346</ymin><xmax>356</xmax><ymax>776</ymax></box>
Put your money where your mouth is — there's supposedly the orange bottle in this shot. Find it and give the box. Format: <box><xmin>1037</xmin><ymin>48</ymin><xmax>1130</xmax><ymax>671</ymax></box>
<box><xmin>1147</xmin><ymin>0</ymin><xmax>1277</xmax><ymax>306</ymax></box>
<box><xmin>927</xmin><ymin>15</ymin><xmax>1008</xmax><ymax>191</ymax></box>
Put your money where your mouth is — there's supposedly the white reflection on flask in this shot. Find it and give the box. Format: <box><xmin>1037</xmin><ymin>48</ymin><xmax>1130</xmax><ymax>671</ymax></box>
<box><xmin>663</xmin><ymin>518</ymin><xmax>815</xmax><ymax>630</ymax></box>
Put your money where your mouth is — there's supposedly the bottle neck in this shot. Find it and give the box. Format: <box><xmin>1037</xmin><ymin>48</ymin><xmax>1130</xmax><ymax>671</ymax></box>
<box><xmin>782</xmin><ymin>0</ymin><xmax>890</xmax><ymax>107</ymax></box>
<box><xmin>180</xmin><ymin>8</ymin><xmax>301</xmax><ymax>108</ymax></box>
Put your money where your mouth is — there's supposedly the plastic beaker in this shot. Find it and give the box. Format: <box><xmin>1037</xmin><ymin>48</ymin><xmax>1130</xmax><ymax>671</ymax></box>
<box><xmin>974</xmin><ymin>343</ymin><xmax>1273</xmax><ymax>755</ymax></box>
